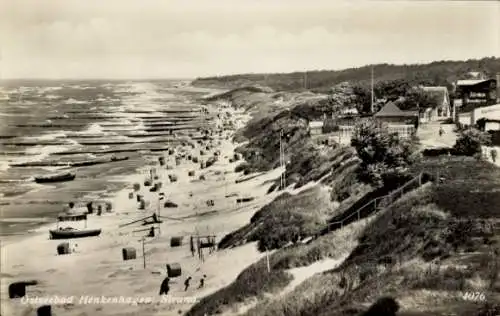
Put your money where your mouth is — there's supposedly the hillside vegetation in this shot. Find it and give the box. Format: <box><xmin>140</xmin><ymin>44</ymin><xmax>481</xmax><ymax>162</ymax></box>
<box><xmin>193</xmin><ymin>57</ymin><xmax>500</xmax><ymax>93</ymax></box>
<box><xmin>189</xmin><ymin>70</ymin><xmax>500</xmax><ymax>315</ymax></box>
<box><xmin>240</xmin><ymin>157</ymin><xmax>500</xmax><ymax>316</ymax></box>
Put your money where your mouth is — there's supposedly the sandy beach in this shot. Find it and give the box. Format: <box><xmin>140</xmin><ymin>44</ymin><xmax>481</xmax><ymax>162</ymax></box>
<box><xmin>0</xmin><ymin>102</ymin><xmax>280</xmax><ymax>316</ymax></box>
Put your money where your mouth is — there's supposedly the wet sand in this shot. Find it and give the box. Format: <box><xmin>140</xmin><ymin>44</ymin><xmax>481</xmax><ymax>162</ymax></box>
<box><xmin>0</xmin><ymin>105</ymin><xmax>281</xmax><ymax>316</ymax></box>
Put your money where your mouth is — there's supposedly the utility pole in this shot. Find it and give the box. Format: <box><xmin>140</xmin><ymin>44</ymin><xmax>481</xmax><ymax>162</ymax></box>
<box><xmin>370</xmin><ymin>66</ymin><xmax>374</xmax><ymax>113</ymax></box>
<box><xmin>279</xmin><ymin>130</ymin><xmax>286</xmax><ymax>189</ymax></box>
<box><xmin>142</xmin><ymin>237</ymin><xmax>146</xmax><ymax>269</ymax></box>
<box><xmin>304</xmin><ymin>72</ymin><xmax>308</xmax><ymax>90</ymax></box>
<box><xmin>279</xmin><ymin>131</ymin><xmax>283</xmax><ymax>189</ymax></box>
<box><xmin>266</xmin><ymin>249</ymin><xmax>271</xmax><ymax>273</ymax></box>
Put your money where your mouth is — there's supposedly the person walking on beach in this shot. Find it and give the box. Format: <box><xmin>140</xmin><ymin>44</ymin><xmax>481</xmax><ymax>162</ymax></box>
<box><xmin>184</xmin><ymin>276</ymin><xmax>192</xmax><ymax>291</ymax></box>
<box><xmin>190</xmin><ymin>236</ymin><xmax>195</xmax><ymax>257</ymax></box>
<box><xmin>438</xmin><ymin>126</ymin><xmax>445</xmax><ymax>137</ymax></box>
<box><xmin>198</xmin><ymin>275</ymin><xmax>206</xmax><ymax>289</ymax></box>
<box><xmin>159</xmin><ymin>277</ymin><xmax>170</xmax><ymax>295</ymax></box>
<box><xmin>491</xmin><ymin>148</ymin><xmax>497</xmax><ymax>163</ymax></box>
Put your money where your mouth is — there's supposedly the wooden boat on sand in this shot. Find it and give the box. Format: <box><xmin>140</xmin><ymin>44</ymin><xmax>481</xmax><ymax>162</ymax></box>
<box><xmin>49</xmin><ymin>228</ymin><xmax>102</xmax><ymax>240</ymax></box>
<box><xmin>34</xmin><ymin>172</ymin><xmax>76</xmax><ymax>183</ymax></box>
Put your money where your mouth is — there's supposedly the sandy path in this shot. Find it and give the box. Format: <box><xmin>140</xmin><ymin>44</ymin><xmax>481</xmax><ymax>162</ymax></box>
<box><xmin>0</xmin><ymin>106</ymin><xmax>281</xmax><ymax>316</ymax></box>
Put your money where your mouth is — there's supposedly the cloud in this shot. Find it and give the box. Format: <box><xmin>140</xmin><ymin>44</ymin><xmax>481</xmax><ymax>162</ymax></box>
<box><xmin>0</xmin><ymin>0</ymin><xmax>498</xmax><ymax>78</ymax></box>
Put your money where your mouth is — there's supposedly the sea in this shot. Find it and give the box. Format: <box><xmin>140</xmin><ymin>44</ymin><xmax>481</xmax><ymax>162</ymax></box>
<box><xmin>0</xmin><ymin>79</ymin><xmax>215</xmax><ymax>237</ymax></box>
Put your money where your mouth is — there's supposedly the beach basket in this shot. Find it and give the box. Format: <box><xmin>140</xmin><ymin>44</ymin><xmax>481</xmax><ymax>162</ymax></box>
<box><xmin>187</xmin><ymin>155</ymin><xmax>192</xmax><ymax>161</ymax></box>
<box><xmin>188</xmin><ymin>170</ymin><xmax>195</xmax><ymax>177</ymax></box>
<box><xmin>106</xmin><ymin>202</ymin><xmax>112</xmax><ymax>211</ymax></box>
<box><xmin>199</xmin><ymin>174</ymin><xmax>206</xmax><ymax>181</ymax></box>
<box><xmin>158</xmin><ymin>157</ymin><xmax>165</xmax><ymax>166</ymax></box>
<box><xmin>8</xmin><ymin>281</ymin><xmax>36</xmax><ymax>298</ymax></box>
<box><xmin>144</xmin><ymin>179</ymin><xmax>152</xmax><ymax>187</ymax></box>
<box><xmin>175</xmin><ymin>158</ymin><xmax>181</xmax><ymax>166</ymax></box>
<box><xmin>170</xmin><ymin>236</ymin><xmax>183</xmax><ymax>247</ymax></box>
<box><xmin>128</xmin><ymin>192</ymin><xmax>134</xmax><ymax>199</ymax></box>
<box><xmin>136</xmin><ymin>194</ymin><xmax>143</xmax><ymax>202</ymax></box>
<box><xmin>200</xmin><ymin>150</ymin><xmax>205</xmax><ymax>156</ymax></box>
<box><xmin>86</xmin><ymin>202</ymin><xmax>94</xmax><ymax>214</ymax></box>
<box><xmin>192</xmin><ymin>157</ymin><xmax>199</xmax><ymax>163</ymax></box>
<box><xmin>133</xmin><ymin>183</ymin><xmax>141</xmax><ymax>192</ymax></box>
<box><xmin>166</xmin><ymin>263</ymin><xmax>182</xmax><ymax>278</ymax></box>
<box><xmin>57</xmin><ymin>242</ymin><xmax>70</xmax><ymax>255</ymax></box>
<box><xmin>168</xmin><ymin>174</ymin><xmax>178</xmax><ymax>182</ymax></box>
<box><xmin>168</xmin><ymin>149</ymin><xmax>174</xmax><ymax>155</ymax></box>
<box><xmin>139</xmin><ymin>200</ymin><xmax>146</xmax><ymax>210</ymax></box>
<box><xmin>37</xmin><ymin>305</ymin><xmax>52</xmax><ymax>316</ymax></box>
<box><xmin>166</xmin><ymin>164</ymin><xmax>173</xmax><ymax>170</ymax></box>
<box><xmin>122</xmin><ymin>247</ymin><xmax>137</xmax><ymax>261</ymax></box>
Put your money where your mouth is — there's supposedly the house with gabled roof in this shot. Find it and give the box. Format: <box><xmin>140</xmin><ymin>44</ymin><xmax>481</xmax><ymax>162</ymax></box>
<box><xmin>373</xmin><ymin>101</ymin><xmax>419</xmax><ymax>137</ymax></box>
<box><xmin>420</xmin><ymin>86</ymin><xmax>451</xmax><ymax>122</ymax></box>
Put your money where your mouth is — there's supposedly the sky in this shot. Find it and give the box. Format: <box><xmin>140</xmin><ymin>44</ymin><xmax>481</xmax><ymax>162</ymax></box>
<box><xmin>0</xmin><ymin>0</ymin><xmax>498</xmax><ymax>79</ymax></box>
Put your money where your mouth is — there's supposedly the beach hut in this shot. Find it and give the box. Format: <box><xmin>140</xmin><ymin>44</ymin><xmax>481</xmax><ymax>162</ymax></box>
<box><xmin>170</xmin><ymin>236</ymin><xmax>183</xmax><ymax>247</ymax></box>
<box><xmin>57</xmin><ymin>242</ymin><xmax>71</xmax><ymax>255</ymax></box>
<box><xmin>37</xmin><ymin>305</ymin><xmax>52</xmax><ymax>316</ymax></box>
<box><xmin>166</xmin><ymin>263</ymin><xmax>182</xmax><ymax>278</ymax></box>
<box><xmin>122</xmin><ymin>247</ymin><xmax>137</xmax><ymax>261</ymax></box>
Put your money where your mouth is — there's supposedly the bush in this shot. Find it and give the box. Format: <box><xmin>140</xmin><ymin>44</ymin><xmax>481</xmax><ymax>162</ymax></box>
<box><xmin>186</xmin><ymin>259</ymin><xmax>292</xmax><ymax>316</ymax></box>
<box><xmin>350</xmin><ymin>119</ymin><xmax>419</xmax><ymax>187</ymax></box>
<box><xmin>453</xmin><ymin>127</ymin><xmax>491</xmax><ymax>156</ymax></box>
<box><xmin>422</xmin><ymin>147</ymin><xmax>456</xmax><ymax>157</ymax></box>
<box><xmin>235</xmin><ymin>162</ymin><xmax>250</xmax><ymax>173</ymax></box>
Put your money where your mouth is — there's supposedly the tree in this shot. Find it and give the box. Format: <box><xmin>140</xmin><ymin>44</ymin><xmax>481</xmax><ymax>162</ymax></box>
<box><xmin>351</xmin><ymin>119</ymin><xmax>420</xmax><ymax>186</ymax></box>
<box><xmin>398</xmin><ymin>87</ymin><xmax>439</xmax><ymax>112</ymax></box>
<box><xmin>453</xmin><ymin>127</ymin><xmax>491</xmax><ymax>156</ymax></box>
<box><xmin>352</xmin><ymin>84</ymin><xmax>372</xmax><ymax>114</ymax></box>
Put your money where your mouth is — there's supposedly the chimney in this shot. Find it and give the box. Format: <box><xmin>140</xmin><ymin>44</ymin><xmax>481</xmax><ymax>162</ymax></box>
<box><xmin>496</xmin><ymin>73</ymin><xmax>500</xmax><ymax>104</ymax></box>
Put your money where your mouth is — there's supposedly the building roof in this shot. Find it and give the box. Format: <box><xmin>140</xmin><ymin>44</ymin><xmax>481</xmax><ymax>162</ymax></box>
<box><xmin>456</xmin><ymin>79</ymin><xmax>492</xmax><ymax>87</ymax></box>
<box><xmin>309</xmin><ymin>121</ymin><xmax>324</xmax><ymax>128</ymax></box>
<box><xmin>374</xmin><ymin>102</ymin><xmax>416</xmax><ymax>117</ymax></box>
<box><xmin>421</xmin><ymin>86</ymin><xmax>449</xmax><ymax>105</ymax></box>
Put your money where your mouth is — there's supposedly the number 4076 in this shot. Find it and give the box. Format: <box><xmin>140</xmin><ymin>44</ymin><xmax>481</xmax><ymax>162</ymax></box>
<box><xmin>462</xmin><ymin>291</ymin><xmax>486</xmax><ymax>301</ymax></box>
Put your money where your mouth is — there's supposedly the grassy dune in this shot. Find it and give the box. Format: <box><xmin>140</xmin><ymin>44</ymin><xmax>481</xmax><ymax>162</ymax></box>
<box><xmin>190</xmin><ymin>85</ymin><xmax>500</xmax><ymax>315</ymax></box>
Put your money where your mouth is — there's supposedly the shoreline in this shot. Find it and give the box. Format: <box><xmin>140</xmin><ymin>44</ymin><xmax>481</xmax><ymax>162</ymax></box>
<box><xmin>0</xmin><ymin>99</ymin><xmax>282</xmax><ymax>316</ymax></box>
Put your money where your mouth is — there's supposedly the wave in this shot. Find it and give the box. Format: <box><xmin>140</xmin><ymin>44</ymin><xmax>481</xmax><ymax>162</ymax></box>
<box><xmin>63</xmin><ymin>98</ymin><xmax>88</xmax><ymax>105</ymax></box>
